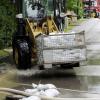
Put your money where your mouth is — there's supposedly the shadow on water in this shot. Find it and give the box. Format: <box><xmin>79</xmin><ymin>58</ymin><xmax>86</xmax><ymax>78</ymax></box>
<box><xmin>33</xmin><ymin>69</ymin><xmax>75</xmax><ymax>78</ymax></box>
<box><xmin>0</xmin><ymin>55</ymin><xmax>81</xmax><ymax>90</ymax></box>
<box><xmin>15</xmin><ymin>68</ymin><xmax>81</xmax><ymax>90</ymax></box>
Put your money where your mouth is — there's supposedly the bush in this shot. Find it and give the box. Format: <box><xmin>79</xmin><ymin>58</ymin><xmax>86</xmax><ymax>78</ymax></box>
<box><xmin>0</xmin><ymin>0</ymin><xmax>16</xmax><ymax>49</ymax></box>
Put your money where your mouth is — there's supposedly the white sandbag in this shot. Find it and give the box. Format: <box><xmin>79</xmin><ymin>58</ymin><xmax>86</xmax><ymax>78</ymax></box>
<box><xmin>32</xmin><ymin>83</ymin><xmax>38</xmax><ymax>88</ymax></box>
<box><xmin>42</xmin><ymin>48</ymin><xmax>86</xmax><ymax>63</ymax></box>
<box><xmin>20</xmin><ymin>83</ymin><xmax>60</xmax><ymax>99</ymax></box>
<box><xmin>25</xmin><ymin>89</ymin><xmax>38</xmax><ymax>94</ymax></box>
<box><xmin>44</xmin><ymin>84</ymin><xmax>56</xmax><ymax>89</ymax></box>
<box><xmin>36</xmin><ymin>32</ymin><xmax>86</xmax><ymax>64</ymax></box>
<box><xmin>20</xmin><ymin>96</ymin><xmax>41</xmax><ymax>100</ymax></box>
<box><xmin>37</xmin><ymin>84</ymin><xmax>56</xmax><ymax>91</ymax></box>
<box><xmin>43</xmin><ymin>35</ymin><xmax>75</xmax><ymax>48</ymax></box>
<box><xmin>39</xmin><ymin>90</ymin><xmax>45</xmax><ymax>95</ymax></box>
<box><xmin>37</xmin><ymin>84</ymin><xmax>46</xmax><ymax>91</ymax></box>
<box><xmin>36</xmin><ymin>32</ymin><xmax>85</xmax><ymax>49</ymax></box>
<box><xmin>44</xmin><ymin>89</ymin><xmax>60</xmax><ymax>97</ymax></box>
<box><xmin>32</xmin><ymin>83</ymin><xmax>57</xmax><ymax>90</ymax></box>
<box><xmin>34</xmin><ymin>91</ymin><xmax>41</xmax><ymax>96</ymax></box>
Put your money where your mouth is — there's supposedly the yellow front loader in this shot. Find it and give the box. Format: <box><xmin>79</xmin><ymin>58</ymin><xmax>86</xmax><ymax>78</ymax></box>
<box><xmin>12</xmin><ymin>0</ymin><xmax>86</xmax><ymax>70</ymax></box>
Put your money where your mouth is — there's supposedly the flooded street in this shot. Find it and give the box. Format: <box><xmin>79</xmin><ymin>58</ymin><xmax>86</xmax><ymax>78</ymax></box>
<box><xmin>1</xmin><ymin>18</ymin><xmax>100</xmax><ymax>99</ymax></box>
<box><xmin>1</xmin><ymin>64</ymin><xmax>100</xmax><ymax>99</ymax></box>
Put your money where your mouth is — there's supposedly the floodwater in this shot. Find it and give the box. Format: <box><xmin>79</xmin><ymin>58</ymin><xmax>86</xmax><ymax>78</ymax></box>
<box><xmin>1</xmin><ymin>64</ymin><xmax>100</xmax><ymax>99</ymax></box>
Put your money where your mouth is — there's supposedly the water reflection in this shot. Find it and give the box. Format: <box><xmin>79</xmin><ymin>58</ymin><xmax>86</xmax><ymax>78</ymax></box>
<box><xmin>78</xmin><ymin>76</ymin><xmax>100</xmax><ymax>93</ymax></box>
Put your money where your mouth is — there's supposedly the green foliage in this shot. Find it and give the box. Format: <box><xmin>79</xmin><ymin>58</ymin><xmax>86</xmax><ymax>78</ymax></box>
<box><xmin>67</xmin><ymin>0</ymin><xmax>77</xmax><ymax>10</ymax></box>
<box><xmin>0</xmin><ymin>0</ymin><xmax>16</xmax><ymax>49</ymax></box>
<box><xmin>0</xmin><ymin>49</ymin><xmax>9</xmax><ymax>57</ymax></box>
<box><xmin>66</xmin><ymin>0</ymin><xmax>83</xmax><ymax>18</ymax></box>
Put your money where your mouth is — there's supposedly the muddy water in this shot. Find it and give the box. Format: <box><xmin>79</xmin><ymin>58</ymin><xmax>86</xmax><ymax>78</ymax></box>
<box><xmin>1</xmin><ymin>63</ymin><xmax>100</xmax><ymax>99</ymax></box>
<box><xmin>15</xmin><ymin>69</ymin><xmax>81</xmax><ymax>90</ymax></box>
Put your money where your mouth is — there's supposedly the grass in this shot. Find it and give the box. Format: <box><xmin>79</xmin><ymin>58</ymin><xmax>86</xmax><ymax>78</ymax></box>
<box><xmin>64</xmin><ymin>18</ymin><xmax>86</xmax><ymax>32</ymax></box>
<box><xmin>0</xmin><ymin>48</ymin><xmax>12</xmax><ymax>65</ymax></box>
<box><xmin>0</xmin><ymin>50</ymin><xmax>10</xmax><ymax>58</ymax></box>
<box><xmin>0</xmin><ymin>69</ymin><xmax>22</xmax><ymax>99</ymax></box>
<box><xmin>64</xmin><ymin>25</ymin><xmax>74</xmax><ymax>32</ymax></box>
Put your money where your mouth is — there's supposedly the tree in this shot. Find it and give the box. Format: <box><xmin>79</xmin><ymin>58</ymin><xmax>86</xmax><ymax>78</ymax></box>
<box><xmin>66</xmin><ymin>0</ymin><xmax>83</xmax><ymax>18</ymax></box>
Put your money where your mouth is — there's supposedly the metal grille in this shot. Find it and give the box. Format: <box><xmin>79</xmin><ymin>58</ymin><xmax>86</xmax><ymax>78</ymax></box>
<box><xmin>36</xmin><ymin>31</ymin><xmax>86</xmax><ymax>65</ymax></box>
<box><xmin>43</xmin><ymin>32</ymin><xmax>85</xmax><ymax>49</ymax></box>
<box><xmin>42</xmin><ymin>48</ymin><xmax>86</xmax><ymax>64</ymax></box>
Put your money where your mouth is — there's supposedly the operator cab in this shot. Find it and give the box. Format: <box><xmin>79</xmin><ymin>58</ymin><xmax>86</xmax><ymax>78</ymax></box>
<box><xmin>26</xmin><ymin>0</ymin><xmax>45</xmax><ymax>19</ymax></box>
<box><xmin>16</xmin><ymin>0</ymin><xmax>66</xmax><ymax>31</ymax></box>
<box><xmin>23</xmin><ymin>0</ymin><xmax>53</xmax><ymax>20</ymax></box>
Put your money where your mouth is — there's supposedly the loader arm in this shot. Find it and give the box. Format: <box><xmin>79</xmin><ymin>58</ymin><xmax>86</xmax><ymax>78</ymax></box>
<box><xmin>25</xmin><ymin>17</ymin><xmax>59</xmax><ymax>38</ymax></box>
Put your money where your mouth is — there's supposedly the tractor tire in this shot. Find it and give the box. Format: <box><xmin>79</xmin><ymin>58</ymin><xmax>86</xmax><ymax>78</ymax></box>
<box><xmin>13</xmin><ymin>40</ymin><xmax>32</xmax><ymax>70</ymax></box>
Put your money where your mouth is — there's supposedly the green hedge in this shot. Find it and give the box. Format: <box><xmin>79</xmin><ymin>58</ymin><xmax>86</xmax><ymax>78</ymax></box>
<box><xmin>0</xmin><ymin>0</ymin><xmax>16</xmax><ymax>49</ymax></box>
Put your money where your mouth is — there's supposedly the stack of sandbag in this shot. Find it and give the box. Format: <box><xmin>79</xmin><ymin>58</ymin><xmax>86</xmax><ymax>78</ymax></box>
<box><xmin>20</xmin><ymin>96</ymin><xmax>41</xmax><ymax>100</ymax></box>
<box><xmin>36</xmin><ymin>32</ymin><xmax>84</xmax><ymax>49</ymax></box>
<box><xmin>43</xmin><ymin>34</ymin><xmax>76</xmax><ymax>48</ymax></box>
<box><xmin>20</xmin><ymin>83</ymin><xmax>60</xmax><ymax>100</ymax></box>
<box><xmin>36</xmin><ymin>34</ymin><xmax>76</xmax><ymax>49</ymax></box>
<box><xmin>43</xmin><ymin>48</ymin><xmax>86</xmax><ymax>63</ymax></box>
<box><xmin>36</xmin><ymin>31</ymin><xmax>86</xmax><ymax>64</ymax></box>
<box><xmin>36</xmin><ymin>35</ymin><xmax>86</xmax><ymax>64</ymax></box>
